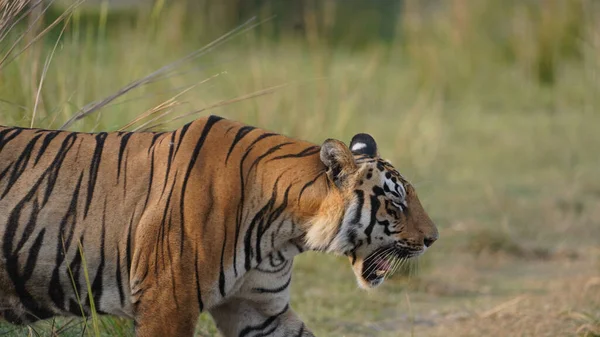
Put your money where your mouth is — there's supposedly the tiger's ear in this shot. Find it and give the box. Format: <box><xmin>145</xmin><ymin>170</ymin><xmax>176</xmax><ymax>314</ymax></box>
<box><xmin>320</xmin><ymin>139</ymin><xmax>357</xmax><ymax>188</ymax></box>
<box><xmin>350</xmin><ymin>133</ymin><xmax>378</xmax><ymax>157</ymax></box>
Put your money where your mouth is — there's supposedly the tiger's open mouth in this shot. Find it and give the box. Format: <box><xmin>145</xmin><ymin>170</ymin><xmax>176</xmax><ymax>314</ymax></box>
<box><xmin>360</xmin><ymin>246</ymin><xmax>419</xmax><ymax>287</ymax></box>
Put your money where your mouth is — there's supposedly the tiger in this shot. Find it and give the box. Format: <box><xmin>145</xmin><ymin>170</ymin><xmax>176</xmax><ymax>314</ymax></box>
<box><xmin>0</xmin><ymin>115</ymin><xmax>438</xmax><ymax>336</ymax></box>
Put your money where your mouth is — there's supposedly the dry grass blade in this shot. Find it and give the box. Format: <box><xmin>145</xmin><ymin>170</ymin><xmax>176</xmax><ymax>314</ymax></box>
<box><xmin>140</xmin><ymin>82</ymin><xmax>290</xmax><ymax>131</ymax></box>
<box><xmin>0</xmin><ymin>0</ymin><xmax>82</xmax><ymax>71</ymax></box>
<box><xmin>52</xmin><ymin>319</ymin><xmax>82</xmax><ymax>335</ymax></box>
<box><xmin>0</xmin><ymin>0</ymin><xmax>46</xmax><ymax>60</ymax></box>
<box><xmin>1</xmin><ymin>0</ymin><xmax>48</xmax><ymax>59</ymax></box>
<box><xmin>0</xmin><ymin>97</ymin><xmax>27</xmax><ymax>110</ymax></box>
<box><xmin>59</xmin><ymin>15</ymin><xmax>268</xmax><ymax>131</ymax></box>
<box><xmin>139</xmin><ymin>75</ymin><xmax>327</xmax><ymax>131</ymax></box>
<box><xmin>117</xmin><ymin>74</ymin><xmax>222</xmax><ymax>131</ymax></box>
<box><xmin>0</xmin><ymin>0</ymin><xmax>33</xmax><ymax>40</ymax></box>
<box><xmin>31</xmin><ymin>12</ymin><xmax>71</xmax><ymax>127</ymax></box>
<box><xmin>479</xmin><ymin>295</ymin><xmax>528</xmax><ymax>319</ymax></box>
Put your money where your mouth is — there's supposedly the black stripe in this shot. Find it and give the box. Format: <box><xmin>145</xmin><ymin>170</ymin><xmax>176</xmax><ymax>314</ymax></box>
<box><xmin>242</xmin><ymin>173</ymin><xmax>291</xmax><ymax>271</ymax></box>
<box><xmin>253</xmin><ymin>325</ymin><xmax>279</xmax><ymax>337</ymax></box>
<box><xmin>218</xmin><ymin>225</ymin><xmax>227</xmax><ymax>297</ymax></box>
<box><xmin>297</xmin><ymin>171</ymin><xmax>325</xmax><ymax>205</ymax></box>
<box><xmin>291</xmin><ymin>239</ymin><xmax>304</xmax><ymax>253</ymax></box>
<box><xmin>363</xmin><ymin>195</ymin><xmax>380</xmax><ymax>245</ymax></box>
<box><xmin>372</xmin><ymin>186</ymin><xmax>385</xmax><ymax>196</ymax></box>
<box><xmin>1</xmin><ymin>225</ymin><xmax>48</xmax><ymax>321</ymax></box>
<box><xmin>173</xmin><ymin>122</ymin><xmax>191</xmax><ymax>156</ymax></box>
<box><xmin>245</xmin><ymin>142</ymin><xmax>294</xmax><ymax>179</ymax></box>
<box><xmin>13</xmin><ymin>198</ymin><xmax>40</xmax><ymax>255</ymax></box>
<box><xmin>164</xmin><ymin>178</ymin><xmax>179</xmax><ymax>295</ymax></box>
<box><xmin>84</xmin><ymin>132</ymin><xmax>107</xmax><ymax>218</ymax></box>
<box><xmin>256</xmin><ymin>259</ymin><xmax>290</xmax><ymax>274</ymax></box>
<box><xmin>155</xmin><ymin>176</ymin><xmax>176</xmax><ymax>278</ymax></box>
<box><xmin>67</xmin><ymin>234</ymin><xmax>85</xmax><ymax>316</ymax></box>
<box><xmin>273</xmin><ymin>252</ymin><xmax>285</xmax><ymax>267</ymax></box>
<box><xmin>89</xmin><ymin>203</ymin><xmax>107</xmax><ymax>314</ymax></box>
<box><xmin>268</xmin><ymin>145</ymin><xmax>320</xmax><ymax>161</ymax></box>
<box><xmin>1</xmin><ymin>134</ymin><xmax>42</xmax><ymax>198</ymax></box>
<box><xmin>233</xmin><ymin>132</ymin><xmax>278</xmax><ymax>276</ymax></box>
<box><xmin>43</xmin><ymin>133</ymin><xmax>78</xmax><ymax>206</ymax></box>
<box><xmin>179</xmin><ymin>115</ymin><xmax>223</xmax><ymax>255</ymax></box>
<box><xmin>126</xmin><ymin>213</ymin><xmax>134</xmax><ymax>279</ymax></box>
<box><xmin>257</xmin><ymin>255</ymin><xmax>290</xmax><ymax>273</ymax></box>
<box><xmin>194</xmin><ymin>240</ymin><xmax>204</xmax><ymax>312</ymax></box>
<box><xmin>122</xmin><ymin>148</ymin><xmax>129</xmax><ymax>198</ymax></box>
<box><xmin>296</xmin><ymin>323</ymin><xmax>306</xmax><ymax>337</ymax></box>
<box><xmin>252</xmin><ymin>276</ymin><xmax>291</xmax><ymax>294</ymax></box>
<box><xmin>117</xmin><ymin>132</ymin><xmax>133</xmax><ymax>181</ymax></box>
<box><xmin>256</xmin><ymin>183</ymin><xmax>291</xmax><ymax>265</ymax></box>
<box><xmin>1</xmin><ymin>129</ymin><xmax>76</xmax><ymax>283</ymax></box>
<box><xmin>0</xmin><ymin>128</ymin><xmax>23</xmax><ymax>151</ymax></box>
<box><xmin>143</xmin><ymin>146</ymin><xmax>156</xmax><ymax>210</ymax></box>
<box><xmin>352</xmin><ymin>190</ymin><xmax>364</xmax><ymax>224</ymax></box>
<box><xmin>147</xmin><ymin>132</ymin><xmax>165</xmax><ymax>154</ymax></box>
<box><xmin>131</xmin><ymin>264</ymin><xmax>149</xmax><ymax>299</ymax></box>
<box><xmin>2</xmin><ymin>144</ymin><xmax>69</xmax><ymax>300</ymax></box>
<box><xmin>270</xmin><ymin>230</ymin><xmax>277</xmax><ymax>249</ymax></box>
<box><xmin>167</xmin><ymin>206</ymin><xmax>179</xmax><ymax>309</ymax></box>
<box><xmin>244</xmin><ymin>191</ymin><xmax>277</xmax><ymax>271</ymax></box>
<box><xmin>22</xmin><ymin>228</ymin><xmax>46</xmax><ymax>281</ymax></box>
<box><xmin>0</xmin><ymin>162</ymin><xmax>13</xmax><ymax>184</ymax></box>
<box><xmin>21</xmin><ymin>228</ymin><xmax>49</xmax><ymax>319</ymax></box>
<box><xmin>0</xmin><ymin>130</ymin><xmax>75</xmax><ymax>214</ymax></box>
<box><xmin>34</xmin><ymin>131</ymin><xmax>60</xmax><ymax>166</ymax></box>
<box><xmin>161</xmin><ymin>131</ymin><xmax>177</xmax><ymax>195</ymax></box>
<box><xmin>60</xmin><ymin>172</ymin><xmax>84</xmax><ymax>252</ymax></box>
<box><xmin>115</xmin><ymin>245</ymin><xmax>125</xmax><ymax>307</ymax></box>
<box><xmin>225</xmin><ymin>126</ymin><xmax>255</xmax><ymax>163</ymax></box>
<box><xmin>49</xmin><ymin>172</ymin><xmax>84</xmax><ymax>311</ymax></box>
<box><xmin>238</xmin><ymin>304</ymin><xmax>289</xmax><ymax>337</ymax></box>
<box><xmin>202</xmin><ymin>173</ymin><xmax>214</xmax><ymax>236</ymax></box>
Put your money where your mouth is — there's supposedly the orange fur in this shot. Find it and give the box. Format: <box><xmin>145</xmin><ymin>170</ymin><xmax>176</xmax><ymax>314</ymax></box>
<box><xmin>0</xmin><ymin>115</ymin><xmax>437</xmax><ymax>336</ymax></box>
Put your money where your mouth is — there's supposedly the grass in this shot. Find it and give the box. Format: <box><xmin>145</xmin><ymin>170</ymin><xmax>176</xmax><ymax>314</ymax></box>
<box><xmin>1</xmin><ymin>0</ymin><xmax>600</xmax><ymax>336</ymax></box>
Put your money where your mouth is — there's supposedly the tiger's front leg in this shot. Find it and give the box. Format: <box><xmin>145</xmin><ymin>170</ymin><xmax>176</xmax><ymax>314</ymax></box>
<box><xmin>210</xmin><ymin>252</ymin><xmax>314</xmax><ymax>336</ymax></box>
<box><xmin>132</xmin><ymin>276</ymin><xmax>201</xmax><ymax>337</ymax></box>
<box><xmin>210</xmin><ymin>299</ymin><xmax>314</xmax><ymax>337</ymax></box>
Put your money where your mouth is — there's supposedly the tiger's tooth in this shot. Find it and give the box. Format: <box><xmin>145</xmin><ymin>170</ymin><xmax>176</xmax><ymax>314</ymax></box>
<box><xmin>375</xmin><ymin>270</ymin><xmax>385</xmax><ymax>276</ymax></box>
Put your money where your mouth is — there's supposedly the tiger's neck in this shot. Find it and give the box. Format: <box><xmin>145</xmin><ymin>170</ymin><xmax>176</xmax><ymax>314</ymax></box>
<box><xmin>234</xmin><ymin>148</ymin><xmax>348</xmax><ymax>263</ymax></box>
<box><xmin>208</xmin><ymin>146</ymin><xmax>346</xmax><ymax>301</ymax></box>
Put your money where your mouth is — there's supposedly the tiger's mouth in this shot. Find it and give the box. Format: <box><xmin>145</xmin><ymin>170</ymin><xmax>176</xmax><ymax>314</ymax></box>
<box><xmin>359</xmin><ymin>245</ymin><xmax>421</xmax><ymax>288</ymax></box>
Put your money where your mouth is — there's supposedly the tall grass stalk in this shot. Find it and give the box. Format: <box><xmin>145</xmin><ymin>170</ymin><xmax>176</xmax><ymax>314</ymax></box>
<box><xmin>61</xmin><ymin>238</ymin><xmax>89</xmax><ymax>331</ymax></box>
<box><xmin>77</xmin><ymin>241</ymin><xmax>101</xmax><ymax>337</ymax></box>
<box><xmin>30</xmin><ymin>12</ymin><xmax>70</xmax><ymax>127</ymax></box>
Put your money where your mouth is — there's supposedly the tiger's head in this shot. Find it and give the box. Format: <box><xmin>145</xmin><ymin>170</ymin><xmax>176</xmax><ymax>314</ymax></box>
<box><xmin>305</xmin><ymin>133</ymin><xmax>438</xmax><ymax>289</ymax></box>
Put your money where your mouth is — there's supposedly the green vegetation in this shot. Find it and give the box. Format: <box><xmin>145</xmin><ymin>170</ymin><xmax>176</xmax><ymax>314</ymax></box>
<box><xmin>1</xmin><ymin>0</ymin><xmax>599</xmax><ymax>336</ymax></box>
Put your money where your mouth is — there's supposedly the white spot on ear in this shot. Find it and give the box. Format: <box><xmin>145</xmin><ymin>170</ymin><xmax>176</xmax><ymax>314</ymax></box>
<box><xmin>351</xmin><ymin>142</ymin><xmax>367</xmax><ymax>151</ymax></box>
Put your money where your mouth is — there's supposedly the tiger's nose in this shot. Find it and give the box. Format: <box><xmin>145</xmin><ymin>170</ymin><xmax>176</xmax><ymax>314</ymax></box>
<box><xmin>424</xmin><ymin>235</ymin><xmax>438</xmax><ymax>247</ymax></box>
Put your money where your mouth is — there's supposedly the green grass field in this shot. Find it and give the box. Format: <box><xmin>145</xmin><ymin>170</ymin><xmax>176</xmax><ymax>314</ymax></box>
<box><xmin>0</xmin><ymin>1</ymin><xmax>599</xmax><ymax>336</ymax></box>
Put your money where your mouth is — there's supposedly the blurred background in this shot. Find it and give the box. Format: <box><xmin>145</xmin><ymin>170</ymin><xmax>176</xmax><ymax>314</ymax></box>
<box><xmin>1</xmin><ymin>0</ymin><xmax>599</xmax><ymax>336</ymax></box>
